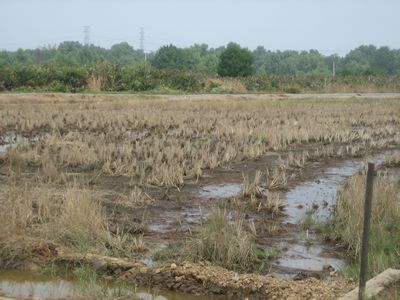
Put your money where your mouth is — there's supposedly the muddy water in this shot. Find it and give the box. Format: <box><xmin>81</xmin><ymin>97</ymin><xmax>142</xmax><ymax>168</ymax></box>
<box><xmin>0</xmin><ymin>270</ymin><xmax>223</xmax><ymax>300</ymax></box>
<box><xmin>199</xmin><ymin>183</ymin><xmax>242</xmax><ymax>199</ymax></box>
<box><xmin>284</xmin><ymin>160</ymin><xmax>365</xmax><ymax>224</ymax></box>
<box><xmin>285</xmin><ymin>152</ymin><xmax>390</xmax><ymax>224</ymax></box>
<box><xmin>272</xmin><ymin>151</ymin><xmax>398</xmax><ymax>276</ymax></box>
<box><xmin>270</xmin><ymin>231</ymin><xmax>345</xmax><ymax>277</ymax></box>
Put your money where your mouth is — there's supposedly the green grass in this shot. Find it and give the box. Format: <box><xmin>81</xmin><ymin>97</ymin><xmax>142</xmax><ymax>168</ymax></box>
<box><xmin>321</xmin><ymin>173</ymin><xmax>400</xmax><ymax>280</ymax></box>
<box><xmin>301</xmin><ymin>210</ymin><xmax>316</xmax><ymax>230</ymax></box>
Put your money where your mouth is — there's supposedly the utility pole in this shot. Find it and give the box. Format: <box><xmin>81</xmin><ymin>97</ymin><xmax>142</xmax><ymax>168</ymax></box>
<box><xmin>358</xmin><ymin>162</ymin><xmax>375</xmax><ymax>300</ymax></box>
<box><xmin>332</xmin><ymin>59</ymin><xmax>336</xmax><ymax>77</ymax></box>
<box><xmin>140</xmin><ymin>27</ymin><xmax>146</xmax><ymax>61</ymax></box>
<box><xmin>84</xmin><ymin>26</ymin><xmax>90</xmax><ymax>46</ymax></box>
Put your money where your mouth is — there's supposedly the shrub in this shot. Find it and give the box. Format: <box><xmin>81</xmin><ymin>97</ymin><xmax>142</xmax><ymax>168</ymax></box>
<box><xmin>244</xmin><ymin>76</ymin><xmax>272</xmax><ymax>92</ymax></box>
<box><xmin>129</xmin><ymin>64</ymin><xmax>158</xmax><ymax>92</ymax></box>
<box><xmin>184</xmin><ymin>209</ymin><xmax>259</xmax><ymax>271</ymax></box>
<box><xmin>56</xmin><ymin>67</ymin><xmax>89</xmax><ymax>92</ymax></box>
<box><xmin>160</xmin><ymin>70</ymin><xmax>206</xmax><ymax>92</ymax></box>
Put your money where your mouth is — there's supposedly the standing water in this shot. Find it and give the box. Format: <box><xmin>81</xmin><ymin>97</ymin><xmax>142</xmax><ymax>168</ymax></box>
<box><xmin>0</xmin><ymin>270</ymin><xmax>225</xmax><ymax>300</ymax></box>
<box><xmin>272</xmin><ymin>151</ymin><xmax>395</xmax><ymax>276</ymax></box>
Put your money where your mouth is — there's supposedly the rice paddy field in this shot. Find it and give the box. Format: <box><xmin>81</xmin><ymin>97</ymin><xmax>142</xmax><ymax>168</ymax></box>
<box><xmin>0</xmin><ymin>92</ymin><xmax>399</xmax><ymax>299</ymax></box>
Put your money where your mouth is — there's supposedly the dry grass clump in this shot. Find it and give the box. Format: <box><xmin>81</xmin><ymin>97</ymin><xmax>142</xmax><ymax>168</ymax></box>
<box><xmin>242</xmin><ymin>170</ymin><xmax>265</xmax><ymax>198</ymax></box>
<box><xmin>326</xmin><ymin>170</ymin><xmax>400</xmax><ymax>278</ymax></box>
<box><xmin>184</xmin><ymin>209</ymin><xmax>259</xmax><ymax>271</ymax></box>
<box><xmin>0</xmin><ymin>237</ymin><xmax>54</xmax><ymax>270</ymax></box>
<box><xmin>254</xmin><ymin>192</ymin><xmax>286</xmax><ymax>217</ymax></box>
<box><xmin>384</xmin><ymin>153</ymin><xmax>400</xmax><ymax>167</ymax></box>
<box><xmin>116</xmin><ymin>186</ymin><xmax>155</xmax><ymax>208</ymax></box>
<box><xmin>286</xmin><ymin>151</ymin><xmax>309</xmax><ymax>168</ymax></box>
<box><xmin>241</xmin><ymin>169</ymin><xmax>286</xmax><ymax>216</ymax></box>
<box><xmin>242</xmin><ymin>167</ymin><xmax>288</xmax><ymax>196</ymax></box>
<box><xmin>53</xmin><ymin>186</ymin><xmax>111</xmax><ymax>250</ymax></box>
<box><xmin>0</xmin><ymin>179</ymin><xmax>137</xmax><ymax>263</ymax></box>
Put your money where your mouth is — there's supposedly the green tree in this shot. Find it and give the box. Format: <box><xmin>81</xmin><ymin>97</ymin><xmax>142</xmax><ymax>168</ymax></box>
<box><xmin>110</xmin><ymin>42</ymin><xmax>138</xmax><ymax>65</ymax></box>
<box><xmin>217</xmin><ymin>43</ymin><xmax>254</xmax><ymax>77</ymax></box>
<box><xmin>152</xmin><ymin>44</ymin><xmax>196</xmax><ymax>70</ymax></box>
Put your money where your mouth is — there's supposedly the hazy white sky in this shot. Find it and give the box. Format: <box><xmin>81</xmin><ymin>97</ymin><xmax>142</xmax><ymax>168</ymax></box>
<box><xmin>1</xmin><ymin>0</ymin><xmax>399</xmax><ymax>54</ymax></box>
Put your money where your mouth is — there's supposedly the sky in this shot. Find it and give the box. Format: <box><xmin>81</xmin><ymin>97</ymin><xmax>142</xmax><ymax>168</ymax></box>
<box><xmin>1</xmin><ymin>0</ymin><xmax>399</xmax><ymax>55</ymax></box>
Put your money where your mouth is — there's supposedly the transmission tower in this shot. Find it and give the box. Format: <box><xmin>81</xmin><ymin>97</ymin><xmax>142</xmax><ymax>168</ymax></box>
<box><xmin>84</xmin><ymin>26</ymin><xmax>90</xmax><ymax>46</ymax></box>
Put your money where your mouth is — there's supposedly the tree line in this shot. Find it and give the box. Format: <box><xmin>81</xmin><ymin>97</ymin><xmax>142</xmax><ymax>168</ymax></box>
<box><xmin>1</xmin><ymin>42</ymin><xmax>400</xmax><ymax>76</ymax></box>
<box><xmin>1</xmin><ymin>41</ymin><xmax>400</xmax><ymax>92</ymax></box>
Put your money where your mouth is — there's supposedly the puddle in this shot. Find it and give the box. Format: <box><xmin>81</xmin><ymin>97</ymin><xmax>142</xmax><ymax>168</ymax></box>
<box><xmin>148</xmin><ymin>207</ymin><xmax>208</xmax><ymax>235</ymax></box>
<box><xmin>140</xmin><ymin>258</ymin><xmax>155</xmax><ymax>266</ymax></box>
<box><xmin>199</xmin><ymin>183</ymin><xmax>241</xmax><ymax>199</ymax></box>
<box><xmin>148</xmin><ymin>223</ymin><xmax>173</xmax><ymax>234</ymax></box>
<box><xmin>271</xmin><ymin>232</ymin><xmax>344</xmax><ymax>275</ymax></box>
<box><xmin>270</xmin><ymin>150</ymin><xmax>399</xmax><ymax>276</ymax></box>
<box><xmin>278</xmin><ymin>244</ymin><xmax>342</xmax><ymax>272</ymax></box>
<box><xmin>0</xmin><ymin>144</ymin><xmax>11</xmax><ymax>153</ymax></box>
<box><xmin>0</xmin><ymin>132</ymin><xmax>40</xmax><ymax>154</ymax></box>
<box><xmin>0</xmin><ymin>270</ymin><xmax>223</xmax><ymax>300</ymax></box>
<box><xmin>284</xmin><ymin>152</ymin><xmax>394</xmax><ymax>224</ymax></box>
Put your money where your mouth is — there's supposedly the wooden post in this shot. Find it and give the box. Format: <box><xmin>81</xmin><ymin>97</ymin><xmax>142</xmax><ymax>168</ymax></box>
<box><xmin>358</xmin><ymin>162</ymin><xmax>375</xmax><ymax>300</ymax></box>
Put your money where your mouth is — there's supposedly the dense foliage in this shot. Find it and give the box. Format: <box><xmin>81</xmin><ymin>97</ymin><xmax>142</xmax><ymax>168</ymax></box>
<box><xmin>1</xmin><ymin>41</ymin><xmax>400</xmax><ymax>92</ymax></box>
<box><xmin>217</xmin><ymin>43</ymin><xmax>254</xmax><ymax>77</ymax></box>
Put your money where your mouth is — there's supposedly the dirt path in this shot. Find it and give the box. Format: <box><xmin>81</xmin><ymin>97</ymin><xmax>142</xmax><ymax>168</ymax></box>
<box><xmin>1</xmin><ymin>92</ymin><xmax>400</xmax><ymax>104</ymax></box>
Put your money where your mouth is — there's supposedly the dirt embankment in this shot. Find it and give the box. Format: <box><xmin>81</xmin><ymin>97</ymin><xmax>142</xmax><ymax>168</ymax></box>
<box><xmin>52</xmin><ymin>249</ymin><xmax>355</xmax><ymax>300</ymax></box>
<box><xmin>118</xmin><ymin>262</ymin><xmax>354</xmax><ymax>299</ymax></box>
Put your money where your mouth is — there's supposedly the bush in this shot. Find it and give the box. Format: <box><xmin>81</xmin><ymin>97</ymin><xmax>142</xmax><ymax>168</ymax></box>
<box><xmin>129</xmin><ymin>64</ymin><xmax>158</xmax><ymax>92</ymax></box>
<box><xmin>160</xmin><ymin>70</ymin><xmax>206</xmax><ymax>92</ymax></box>
<box><xmin>244</xmin><ymin>76</ymin><xmax>272</xmax><ymax>92</ymax></box>
<box><xmin>184</xmin><ymin>209</ymin><xmax>259</xmax><ymax>271</ymax></box>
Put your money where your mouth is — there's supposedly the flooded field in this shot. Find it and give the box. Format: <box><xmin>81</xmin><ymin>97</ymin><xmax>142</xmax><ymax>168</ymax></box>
<box><xmin>0</xmin><ymin>93</ymin><xmax>399</xmax><ymax>299</ymax></box>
